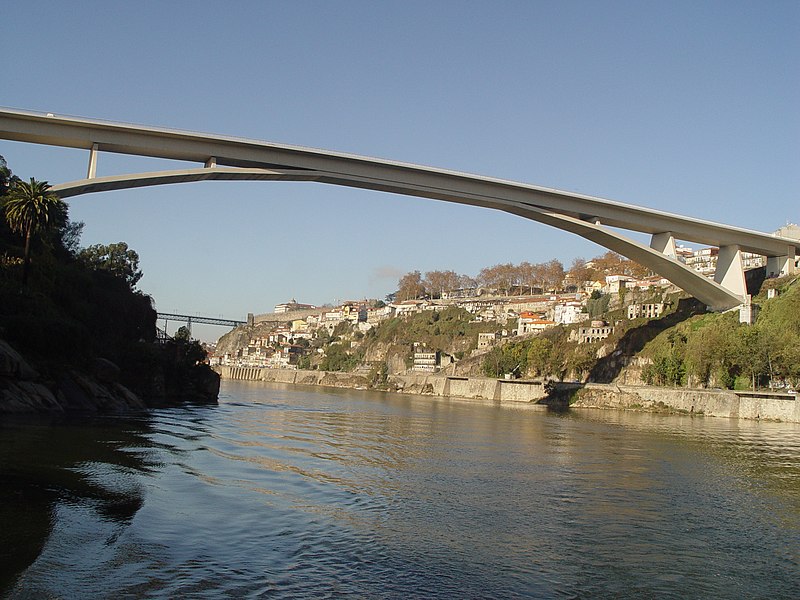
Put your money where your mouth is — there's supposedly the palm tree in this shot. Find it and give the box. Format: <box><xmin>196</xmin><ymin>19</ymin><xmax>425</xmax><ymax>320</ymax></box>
<box><xmin>3</xmin><ymin>178</ymin><xmax>64</xmax><ymax>285</ymax></box>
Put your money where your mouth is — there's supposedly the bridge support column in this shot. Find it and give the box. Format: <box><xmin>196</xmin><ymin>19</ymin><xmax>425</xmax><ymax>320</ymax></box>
<box><xmin>766</xmin><ymin>247</ymin><xmax>797</xmax><ymax>277</ymax></box>
<box><xmin>650</xmin><ymin>232</ymin><xmax>677</xmax><ymax>258</ymax></box>
<box><xmin>714</xmin><ymin>245</ymin><xmax>747</xmax><ymax>299</ymax></box>
<box><xmin>87</xmin><ymin>143</ymin><xmax>99</xmax><ymax>179</ymax></box>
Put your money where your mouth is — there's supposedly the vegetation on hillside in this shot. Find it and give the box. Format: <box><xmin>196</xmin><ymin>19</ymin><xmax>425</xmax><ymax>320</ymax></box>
<box><xmin>297</xmin><ymin>307</ymin><xmax>502</xmax><ymax>373</ymax></box>
<box><xmin>0</xmin><ymin>156</ymin><xmax>217</xmax><ymax>406</ymax></box>
<box><xmin>639</xmin><ymin>277</ymin><xmax>800</xmax><ymax>390</ymax></box>
<box><xmin>365</xmin><ymin>306</ymin><xmax>500</xmax><ymax>353</ymax></box>
<box><xmin>477</xmin><ymin>278</ymin><xmax>800</xmax><ymax>391</ymax></box>
<box><xmin>481</xmin><ymin>328</ymin><xmax>597</xmax><ymax>380</ymax></box>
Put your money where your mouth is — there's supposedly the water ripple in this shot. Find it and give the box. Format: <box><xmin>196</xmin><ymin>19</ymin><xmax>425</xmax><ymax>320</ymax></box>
<box><xmin>3</xmin><ymin>383</ymin><xmax>800</xmax><ymax>598</ymax></box>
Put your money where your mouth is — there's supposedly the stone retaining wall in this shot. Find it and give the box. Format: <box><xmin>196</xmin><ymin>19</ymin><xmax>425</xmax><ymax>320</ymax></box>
<box><xmin>215</xmin><ymin>366</ymin><xmax>548</xmax><ymax>404</ymax></box>
<box><xmin>573</xmin><ymin>384</ymin><xmax>800</xmax><ymax>422</ymax></box>
<box><xmin>215</xmin><ymin>366</ymin><xmax>798</xmax><ymax>422</ymax></box>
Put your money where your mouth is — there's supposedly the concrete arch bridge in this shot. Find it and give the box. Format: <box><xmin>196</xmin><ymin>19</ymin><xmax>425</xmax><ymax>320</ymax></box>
<box><xmin>0</xmin><ymin>108</ymin><xmax>796</xmax><ymax>311</ymax></box>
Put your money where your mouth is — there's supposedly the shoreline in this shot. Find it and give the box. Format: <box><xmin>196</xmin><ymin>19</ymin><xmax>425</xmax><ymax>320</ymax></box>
<box><xmin>214</xmin><ymin>366</ymin><xmax>800</xmax><ymax>423</ymax></box>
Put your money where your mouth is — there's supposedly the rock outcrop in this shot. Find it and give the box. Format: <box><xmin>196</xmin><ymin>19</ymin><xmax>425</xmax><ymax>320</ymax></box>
<box><xmin>0</xmin><ymin>338</ymin><xmax>218</xmax><ymax>413</ymax></box>
<box><xmin>1</xmin><ymin>339</ymin><xmax>145</xmax><ymax>413</ymax></box>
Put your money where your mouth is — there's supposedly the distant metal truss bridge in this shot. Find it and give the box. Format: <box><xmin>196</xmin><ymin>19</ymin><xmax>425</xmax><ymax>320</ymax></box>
<box><xmin>157</xmin><ymin>312</ymin><xmax>245</xmax><ymax>334</ymax></box>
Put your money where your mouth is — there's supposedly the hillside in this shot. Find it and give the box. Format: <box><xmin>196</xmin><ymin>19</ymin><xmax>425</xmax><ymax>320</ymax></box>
<box><xmin>214</xmin><ymin>275</ymin><xmax>799</xmax><ymax>395</ymax></box>
<box><xmin>1</xmin><ymin>161</ymin><xmax>219</xmax><ymax>412</ymax></box>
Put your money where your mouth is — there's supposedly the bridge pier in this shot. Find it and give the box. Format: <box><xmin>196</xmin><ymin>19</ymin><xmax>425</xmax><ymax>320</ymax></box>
<box><xmin>87</xmin><ymin>142</ymin><xmax>99</xmax><ymax>179</ymax></box>
<box><xmin>766</xmin><ymin>249</ymin><xmax>797</xmax><ymax>278</ymax></box>
<box><xmin>714</xmin><ymin>245</ymin><xmax>747</xmax><ymax>299</ymax></box>
<box><xmin>649</xmin><ymin>232</ymin><xmax>677</xmax><ymax>258</ymax></box>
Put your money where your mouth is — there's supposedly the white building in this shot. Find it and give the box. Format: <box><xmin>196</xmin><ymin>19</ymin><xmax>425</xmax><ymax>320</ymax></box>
<box><xmin>604</xmin><ymin>275</ymin><xmax>633</xmax><ymax>294</ymax></box>
<box><xmin>552</xmin><ymin>302</ymin><xmax>587</xmax><ymax>325</ymax></box>
<box><xmin>274</xmin><ymin>299</ymin><xmax>316</xmax><ymax>313</ymax></box>
<box><xmin>413</xmin><ymin>350</ymin><xmax>439</xmax><ymax>372</ymax></box>
<box><xmin>518</xmin><ymin>312</ymin><xmax>556</xmax><ymax>335</ymax></box>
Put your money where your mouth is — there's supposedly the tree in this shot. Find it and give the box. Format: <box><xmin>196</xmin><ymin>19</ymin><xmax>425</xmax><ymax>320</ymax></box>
<box><xmin>0</xmin><ymin>155</ymin><xmax>18</xmax><ymax>195</ymax></box>
<box><xmin>423</xmin><ymin>270</ymin><xmax>461</xmax><ymax>298</ymax></box>
<box><xmin>683</xmin><ymin>318</ymin><xmax>736</xmax><ymax>388</ymax></box>
<box><xmin>174</xmin><ymin>326</ymin><xmax>192</xmax><ymax>341</ymax></box>
<box><xmin>568</xmin><ymin>257</ymin><xmax>596</xmax><ymax>289</ymax></box>
<box><xmin>526</xmin><ymin>337</ymin><xmax>554</xmax><ymax>377</ymax></box>
<box><xmin>320</xmin><ymin>343</ymin><xmax>358</xmax><ymax>371</ymax></box>
<box><xmin>3</xmin><ymin>178</ymin><xmax>65</xmax><ymax>285</ymax></box>
<box><xmin>544</xmin><ymin>259</ymin><xmax>565</xmax><ymax>291</ymax></box>
<box><xmin>478</xmin><ymin>263</ymin><xmax>518</xmax><ymax>295</ymax></box>
<box><xmin>458</xmin><ymin>274</ymin><xmax>477</xmax><ymax>290</ymax></box>
<box><xmin>586</xmin><ymin>293</ymin><xmax>610</xmax><ymax>317</ymax></box>
<box><xmin>642</xmin><ymin>330</ymin><xmax>686</xmax><ymax>386</ymax></box>
<box><xmin>482</xmin><ymin>341</ymin><xmax>528</xmax><ymax>378</ymax></box>
<box><xmin>518</xmin><ymin>261</ymin><xmax>537</xmax><ymax>294</ymax></box>
<box><xmin>397</xmin><ymin>270</ymin><xmax>425</xmax><ymax>300</ymax></box>
<box><xmin>731</xmin><ymin>325</ymin><xmax>769</xmax><ymax>391</ymax></box>
<box><xmin>79</xmin><ymin>242</ymin><xmax>143</xmax><ymax>288</ymax></box>
<box><xmin>566</xmin><ymin>343</ymin><xmax>599</xmax><ymax>382</ymax></box>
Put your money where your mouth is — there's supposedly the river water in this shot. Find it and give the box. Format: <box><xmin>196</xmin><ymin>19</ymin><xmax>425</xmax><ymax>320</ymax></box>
<box><xmin>2</xmin><ymin>381</ymin><xmax>799</xmax><ymax>599</ymax></box>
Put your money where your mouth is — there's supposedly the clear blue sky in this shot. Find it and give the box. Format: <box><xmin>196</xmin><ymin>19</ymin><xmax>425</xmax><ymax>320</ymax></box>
<box><xmin>2</xmin><ymin>1</ymin><xmax>798</xmax><ymax>341</ymax></box>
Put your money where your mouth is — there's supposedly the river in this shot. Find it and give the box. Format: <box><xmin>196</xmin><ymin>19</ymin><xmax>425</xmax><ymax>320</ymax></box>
<box><xmin>2</xmin><ymin>381</ymin><xmax>799</xmax><ymax>598</ymax></box>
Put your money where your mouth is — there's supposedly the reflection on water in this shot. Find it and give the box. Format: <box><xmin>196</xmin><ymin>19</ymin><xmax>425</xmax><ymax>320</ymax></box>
<box><xmin>2</xmin><ymin>381</ymin><xmax>799</xmax><ymax>598</ymax></box>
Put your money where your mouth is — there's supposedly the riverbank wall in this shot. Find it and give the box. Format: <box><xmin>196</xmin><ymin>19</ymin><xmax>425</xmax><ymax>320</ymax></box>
<box><xmin>215</xmin><ymin>366</ymin><xmax>548</xmax><ymax>404</ymax></box>
<box><xmin>571</xmin><ymin>384</ymin><xmax>800</xmax><ymax>423</ymax></box>
<box><xmin>216</xmin><ymin>366</ymin><xmax>799</xmax><ymax>422</ymax></box>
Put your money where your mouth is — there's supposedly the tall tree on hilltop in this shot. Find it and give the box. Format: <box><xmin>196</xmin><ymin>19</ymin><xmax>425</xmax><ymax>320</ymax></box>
<box><xmin>568</xmin><ymin>257</ymin><xmax>597</xmax><ymax>288</ymax></box>
<box><xmin>397</xmin><ymin>270</ymin><xmax>425</xmax><ymax>301</ymax></box>
<box><xmin>423</xmin><ymin>270</ymin><xmax>461</xmax><ymax>298</ymax></box>
<box><xmin>518</xmin><ymin>261</ymin><xmax>536</xmax><ymax>294</ymax></box>
<box><xmin>3</xmin><ymin>178</ymin><xmax>64</xmax><ymax>286</ymax></box>
<box><xmin>544</xmin><ymin>259</ymin><xmax>565</xmax><ymax>291</ymax></box>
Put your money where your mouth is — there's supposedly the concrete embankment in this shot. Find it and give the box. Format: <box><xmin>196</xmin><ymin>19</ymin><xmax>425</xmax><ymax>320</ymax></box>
<box><xmin>216</xmin><ymin>366</ymin><xmax>800</xmax><ymax>422</ymax></box>
<box><xmin>215</xmin><ymin>366</ymin><xmax>548</xmax><ymax>404</ymax></box>
<box><xmin>572</xmin><ymin>384</ymin><xmax>800</xmax><ymax>423</ymax></box>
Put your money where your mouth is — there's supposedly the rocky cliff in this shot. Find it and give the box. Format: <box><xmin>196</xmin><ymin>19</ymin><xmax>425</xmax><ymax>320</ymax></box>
<box><xmin>1</xmin><ymin>340</ymin><xmax>146</xmax><ymax>413</ymax></box>
<box><xmin>0</xmin><ymin>338</ymin><xmax>219</xmax><ymax>413</ymax></box>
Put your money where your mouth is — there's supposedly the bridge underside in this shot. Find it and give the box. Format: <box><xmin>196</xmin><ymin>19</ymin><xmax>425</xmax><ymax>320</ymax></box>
<box><xmin>54</xmin><ymin>167</ymin><xmax>751</xmax><ymax>311</ymax></box>
<box><xmin>2</xmin><ymin>108</ymin><xmax>796</xmax><ymax>312</ymax></box>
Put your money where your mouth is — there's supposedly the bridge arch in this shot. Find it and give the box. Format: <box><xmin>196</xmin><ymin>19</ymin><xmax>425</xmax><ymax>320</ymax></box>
<box><xmin>50</xmin><ymin>166</ymin><xmax>745</xmax><ymax>310</ymax></box>
<box><xmin>1</xmin><ymin>108</ymin><xmax>796</xmax><ymax>310</ymax></box>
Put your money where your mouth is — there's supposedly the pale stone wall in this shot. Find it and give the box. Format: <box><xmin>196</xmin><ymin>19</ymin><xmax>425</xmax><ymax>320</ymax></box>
<box><xmin>216</xmin><ymin>367</ymin><xmax>547</xmax><ymax>404</ymax></box>
<box><xmin>215</xmin><ymin>366</ymin><xmax>370</xmax><ymax>389</ymax></box>
<box><xmin>573</xmin><ymin>384</ymin><xmax>800</xmax><ymax>422</ymax></box>
<box><xmin>498</xmin><ymin>380</ymin><xmax>547</xmax><ymax>402</ymax></box>
<box><xmin>218</xmin><ymin>366</ymin><xmax>265</xmax><ymax>381</ymax></box>
<box><xmin>262</xmin><ymin>369</ymin><xmax>299</xmax><ymax>384</ymax></box>
<box><xmin>445</xmin><ymin>377</ymin><xmax>498</xmax><ymax>400</ymax></box>
<box><xmin>216</xmin><ymin>367</ymin><xmax>798</xmax><ymax>422</ymax></box>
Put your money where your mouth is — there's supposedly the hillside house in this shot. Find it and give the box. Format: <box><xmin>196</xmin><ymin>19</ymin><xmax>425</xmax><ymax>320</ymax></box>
<box><xmin>477</xmin><ymin>332</ymin><xmax>500</xmax><ymax>349</ymax></box>
<box><xmin>574</xmin><ymin>320</ymin><xmax>614</xmax><ymax>344</ymax></box>
<box><xmin>627</xmin><ymin>303</ymin><xmax>665</xmax><ymax>320</ymax></box>
<box><xmin>518</xmin><ymin>312</ymin><xmax>556</xmax><ymax>335</ymax></box>
<box><xmin>412</xmin><ymin>349</ymin><xmax>439</xmax><ymax>373</ymax></box>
